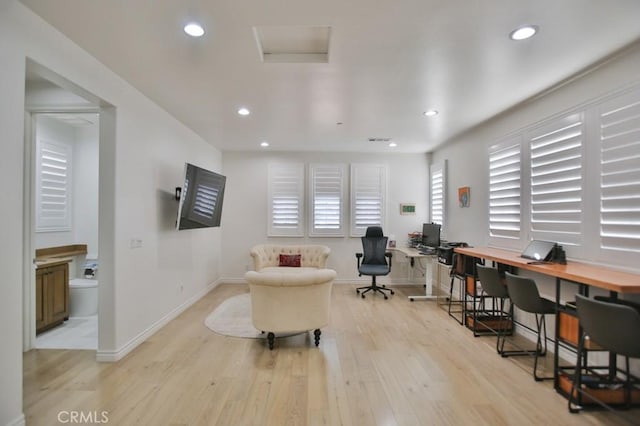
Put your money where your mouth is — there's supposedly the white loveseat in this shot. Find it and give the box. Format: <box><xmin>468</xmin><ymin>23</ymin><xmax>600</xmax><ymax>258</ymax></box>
<box><xmin>244</xmin><ymin>244</ymin><xmax>337</xmax><ymax>350</ymax></box>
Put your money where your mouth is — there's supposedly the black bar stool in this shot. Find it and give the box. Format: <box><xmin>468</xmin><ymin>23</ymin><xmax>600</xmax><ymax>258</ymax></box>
<box><xmin>569</xmin><ymin>294</ymin><xmax>640</xmax><ymax>413</ymax></box>
<box><xmin>504</xmin><ymin>272</ymin><xmax>555</xmax><ymax>381</ymax></box>
<box><xmin>475</xmin><ymin>264</ymin><xmax>513</xmax><ymax>354</ymax></box>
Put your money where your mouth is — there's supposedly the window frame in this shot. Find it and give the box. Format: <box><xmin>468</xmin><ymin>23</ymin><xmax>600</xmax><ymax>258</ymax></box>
<box><xmin>487</xmin><ymin>137</ymin><xmax>522</xmax><ymax>249</ymax></box>
<box><xmin>527</xmin><ymin>112</ymin><xmax>585</xmax><ymax>247</ymax></box>
<box><xmin>35</xmin><ymin>138</ymin><xmax>73</xmax><ymax>233</ymax></box>
<box><xmin>267</xmin><ymin>162</ymin><xmax>305</xmax><ymax>237</ymax></box>
<box><xmin>487</xmin><ymin>84</ymin><xmax>640</xmax><ymax>268</ymax></box>
<box><xmin>308</xmin><ymin>163</ymin><xmax>346</xmax><ymax>237</ymax></box>
<box><xmin>430</xmin><ymin>160</ymin><xmax>446</xmax><ymax>227</ymax></box>
<box><xmin>350</xmin><ymin>163</ymin><xmax>387</xmax><ymax>237</ymax></box>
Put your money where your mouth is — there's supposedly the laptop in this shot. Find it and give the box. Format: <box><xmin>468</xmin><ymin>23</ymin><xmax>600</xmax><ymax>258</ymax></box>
<box><xmin>520</xmin><ymin>240</ymin><xmax>556</xmax><ymax>261</ymax></box>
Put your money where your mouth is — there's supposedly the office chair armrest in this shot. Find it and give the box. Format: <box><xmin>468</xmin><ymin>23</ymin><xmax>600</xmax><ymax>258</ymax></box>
<box><xmin>385</xmin><ymin>252</ymin><xmax>392</xmax><ymax>268</ymax></box>
<box><xmin>356</xmin><ymin>252</ymin><xmax>363</xmax><ymax>271</ymax></box>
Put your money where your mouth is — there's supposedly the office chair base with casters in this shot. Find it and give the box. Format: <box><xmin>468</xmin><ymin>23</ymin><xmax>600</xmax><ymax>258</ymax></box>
<box><xmin>356</xmin><ymin>275</ymin><xmax>394</xmax><ymax>299</ymax></box>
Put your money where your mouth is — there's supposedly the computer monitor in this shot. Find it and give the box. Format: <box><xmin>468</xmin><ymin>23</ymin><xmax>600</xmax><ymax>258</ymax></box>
<box><xmin>422</xmin><ymin>223</ymin><xmax>441</xmax><ymax>248</ymax></box>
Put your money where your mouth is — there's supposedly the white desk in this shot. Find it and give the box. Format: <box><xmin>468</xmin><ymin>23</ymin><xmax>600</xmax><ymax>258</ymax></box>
<box><xmin>391</xmin><ymin>247</ymin><xmax>437</xmax><ymax>301</ymax></box>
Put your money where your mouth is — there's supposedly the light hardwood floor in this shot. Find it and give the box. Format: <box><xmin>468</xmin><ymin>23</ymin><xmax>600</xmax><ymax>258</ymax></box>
<box><xmin>23</xmin><ymin>284</ymin><xmax>639</xmax><ymax>425</ymax></box>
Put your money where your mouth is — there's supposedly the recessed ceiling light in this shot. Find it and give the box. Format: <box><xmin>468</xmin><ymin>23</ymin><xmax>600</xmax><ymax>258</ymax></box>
<box><xmin>260</xmin><ymin>141</ymin><xmax>269</xmax><ymax>147</ymax></box>
<box><xmin>237</xmin><ymin>107</ymin><xmax>250</xmax><ymax>116</ymax></box>
<box><xmin>424</xmin><ymin>110</ymin><xmax>438</xmax><ymax>117</ymax></box>
<box><xmin>389</xmin><ymin>142</ymin><xmax>397</xmax><ymax>148</ymax></box>
<box><xmin>184</xmin><ymin>23</ymin><xmax>205</xmax><ymax>37</ymax></box>
<box><xmin>510</xmin><ymin>25</ymin><xmax>538</xmax><ymax>41</ymax></box>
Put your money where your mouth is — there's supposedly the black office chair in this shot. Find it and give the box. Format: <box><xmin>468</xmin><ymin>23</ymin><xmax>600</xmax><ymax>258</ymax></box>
<box><xmin>504</xmin><ymin>272</ymin><xmax>556</xmax><ymax>381</ymax></box>
<box><xmin>476</xmin><ymin>264</ymin><xmax>513</xmax><ymax>355</ymax></box>
<box><xmin>568</xmin><ymin>294</ymin><xmax>640</xmax><ymax>413</ymax></box>
<box><xmin>356</xmin><ymin>226</ymin><xmax>393</xmax><ymax>299</ymax></box>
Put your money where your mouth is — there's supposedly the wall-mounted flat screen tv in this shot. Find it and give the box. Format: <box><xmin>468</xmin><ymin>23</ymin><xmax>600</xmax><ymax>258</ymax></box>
<box><xmin>176</xmin><ymin>163</ymin><xmax>226</xmax><ymax>230</ymax></box>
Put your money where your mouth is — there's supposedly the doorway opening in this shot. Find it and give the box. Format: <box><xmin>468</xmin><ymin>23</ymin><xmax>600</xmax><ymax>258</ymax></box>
<box><xmin>31</xmin><ymin>112</ymin><xmax>100</xmax><ymax>350</ymax></box>
<box><xmin>23</xmin><ymin>59</ymin><xmax>115</xmax><ymax>355</ymax></box>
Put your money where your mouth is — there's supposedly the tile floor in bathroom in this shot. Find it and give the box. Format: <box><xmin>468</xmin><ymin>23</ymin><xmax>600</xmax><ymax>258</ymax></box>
<box><xmin>35</xmin><ymin>315</ymin><xmax>98</xmax><ymax>350</ymax></box>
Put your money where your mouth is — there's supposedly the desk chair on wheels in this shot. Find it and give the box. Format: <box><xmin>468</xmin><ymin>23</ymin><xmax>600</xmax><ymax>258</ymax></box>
<box><xmin>504</xmin><ymin>272</ymin><xmax>556</xmax><ymax>381</ymax></box>
<box><xmin>356</xmin><ymin>226</ymin><xmax>393</xmax><ymax>299</ymax></box>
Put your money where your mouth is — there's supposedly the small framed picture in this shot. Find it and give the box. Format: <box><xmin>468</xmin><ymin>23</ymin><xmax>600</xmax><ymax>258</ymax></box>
<box><xmin>458</xmin><ymin>186</ymin><xmax>470</xmax><ymax>208</ymax></box>
<box><xmin>400</xmin><ymin>203</ymin><xmax>416</xmax><ymax>215</ymax></box>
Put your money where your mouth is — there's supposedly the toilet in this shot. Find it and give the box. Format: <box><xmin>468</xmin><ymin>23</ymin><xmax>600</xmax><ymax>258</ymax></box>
<box><xmin>69</xmin><ymin>278</ymin><xmax>98</xmax><ymax>317</ymax></box>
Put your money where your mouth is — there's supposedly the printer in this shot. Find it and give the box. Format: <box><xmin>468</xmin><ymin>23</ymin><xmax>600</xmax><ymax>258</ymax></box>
<box><xmin>437</xmin><ymin>242</ymin><xmax>468</xmax><ymax>265</ymax></box>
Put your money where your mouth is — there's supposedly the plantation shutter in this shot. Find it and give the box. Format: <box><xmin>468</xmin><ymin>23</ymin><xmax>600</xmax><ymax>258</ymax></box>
<box><xmin>36</xmin><ymin>139</ymin><xmax>72</xmax><ymax>232</ymax></box>
<box><xmin>268</xmin><ymin>163</ymin><xmax>304</xmax><ymax>236</ymax></box>
<box><xmin>529</xmin><ymin>113</ymin><xmax>584</xmax><ymax>245</ymax></box>
<box><xmin>430</xmin><ymin>161</ymin><xmax>446</xmax><ymax>226</ymax></box>
<box><xmin>489</xmin><ymin>140</ymin><xmax>521</xmax><ymax>240</ymax></box>
<box><xmin>309</xmin><ymin>164</ymin><xmax>345</xmax><ymax>236</ymax></box>
<box><xmin>599</xmin><ymin>90</ymin><xmax>640</xmax><ymax>253</ymax></box>
<box><xmin>184</xmin><ymin>171</ymin><xmax>224</xmax><ymax>224</ymax></box>
<box><xmin>351</xmin><ymin>164</ymin><xmax>386</xmax><ymax>236</ymax></box>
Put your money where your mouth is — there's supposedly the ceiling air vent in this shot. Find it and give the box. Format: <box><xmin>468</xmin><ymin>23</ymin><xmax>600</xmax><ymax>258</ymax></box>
<box><xmin>368</xmin><ymin>137</ymin><xmax>392</xmax><ymax>142</ymax></box>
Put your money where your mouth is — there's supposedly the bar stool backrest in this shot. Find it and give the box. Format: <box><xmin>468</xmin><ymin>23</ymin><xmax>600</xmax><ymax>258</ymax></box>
<box><xmin>575</xmin><ymin>294</ymin><xmax>640</xmax><ymax>359</ymax></box>
<box><xmin>476</xmin><ymin>264</ymin><xmax>508</xmax><ymax>299</ymax></box>
<box><xmin>504</xmin><ymin>272</ymin><xmax>546</xmax><ymax>314</ymax></box>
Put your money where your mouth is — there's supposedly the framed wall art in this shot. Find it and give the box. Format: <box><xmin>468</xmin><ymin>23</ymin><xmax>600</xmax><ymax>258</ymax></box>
<box><xmin>458</xmin><ymin>186</ymin><xmax>470</xmax><ymax>208</ymax></box>
<box><xmin>400</xmin><ymin>203</ymin><xmax>416</xmax><ymax>215</ymax></box>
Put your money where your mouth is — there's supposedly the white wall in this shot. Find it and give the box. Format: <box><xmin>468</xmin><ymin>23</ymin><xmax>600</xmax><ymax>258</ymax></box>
<box><xmin>74</xmin><ymin>123</ymin><xmax>99</xmax><ymax>259</ymax></box>
<box><xmin>0</xmin><ymin>2</ymin><xmax>223</xmax><ymax>424</ymax></box>
<box><xmin>221</xmin><ymin>151</ymin><xmax>430</xmax><ymax>283</ymax></box>
<box><xmin>433</xmin><ymin>41</ymin><xmax>640</xmax><ymax>257</ymax></box>
<box><xmin>430</xmin><ymin>40</ymin><xmax>640</xmax><ymax>352</ymax></box>
<box><xmin>0</xmin><ymin>3</ymin><xmax>28</xmax><ymax>424</ymax></box>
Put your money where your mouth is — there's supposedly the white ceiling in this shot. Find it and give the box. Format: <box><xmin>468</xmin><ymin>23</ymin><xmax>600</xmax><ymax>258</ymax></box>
<box><xmin>20</xmin><ymin>0</ymin><xmax>640</xmax><ymax>153</ymax></box>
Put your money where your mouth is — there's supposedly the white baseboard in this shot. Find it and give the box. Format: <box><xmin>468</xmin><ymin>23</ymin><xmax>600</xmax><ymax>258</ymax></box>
<box><xmin>217</xmin><ymin>276</ymin><xmax>419</xmax><ymax>286</ymax></box>
<box><xmin>5</xmin><ymin>413</ymin><xmax>25</xmax><ymax>426</ymax></box>
<box><xmin>96</xmin><ymin>279</ymin><xmax>220</xmax><ymax>362</ymax></box>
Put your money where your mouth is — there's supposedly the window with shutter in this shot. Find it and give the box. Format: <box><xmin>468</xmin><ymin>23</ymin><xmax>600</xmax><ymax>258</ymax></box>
<box><xmin>489</xmin><ymin>139</ymin><xmax>521</xmax><ymax>241</ymax></box>
<box><xmin>599</xmin><ymin>90</ymin><xmax>640</xmax><ymax>254</ymax></box>
<box><xmin>430</xmin><ymin>161</ymin><xmax>446</xmax><ymax>226</ymax></box>
<box><xmin>350</xmin><ymin>164</ymin><xmax>386</xmax><ymax>236</ymax></box>
<box><xmin>36</xmin><ymin>139</ymin><xmax>72</xmax><ymax>232</ymax></box>
<box><xmin>309</xmin><ymin>164</ymin><xmax>345</xmax><ymax>236</ymax></box>
<box><xmin>268</xmin><ymin>163</ymin><xmax>304</xmax><ymax>237</ymax></box>
<box><xmin>486</xmin><ymin>85</ymin><xmax>640</xmax><ymax>267</ymax></box>
<box><xmin>528</xmin><ymin>113</ymin><xmax>584</xmax><ymax>245</ymax></box>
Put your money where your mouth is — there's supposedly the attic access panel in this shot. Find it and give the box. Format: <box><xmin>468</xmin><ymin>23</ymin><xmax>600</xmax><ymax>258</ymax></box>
<box><xmin>253</xmin><ymin>25</ymin><xmax>331</xmax><ymax>63</ymax></box>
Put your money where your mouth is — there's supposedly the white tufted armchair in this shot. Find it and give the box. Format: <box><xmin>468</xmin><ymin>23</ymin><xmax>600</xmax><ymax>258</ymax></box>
<box><xmin>248</xmin><ymin>244</ymin><xmax>331</xmax><ymax>272</ymax></box>
<box><xmin>244</xmin><ymin>244</ymin><xmax>336</xmax><ymax>349</ymax></box>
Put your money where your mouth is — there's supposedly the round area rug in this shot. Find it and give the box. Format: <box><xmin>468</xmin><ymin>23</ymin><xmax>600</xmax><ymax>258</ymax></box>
<box><xmin>204</xmin><ymin>293</ymin><xmax>301</xmax><ymax>339</ymax></box>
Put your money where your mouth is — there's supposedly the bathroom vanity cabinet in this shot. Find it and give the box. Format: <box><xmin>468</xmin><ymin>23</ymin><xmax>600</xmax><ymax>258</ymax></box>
<box><xmin>35</xmin><ymin>259</ymin><xmax>70</xmax><ymax>334</ymax></box>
